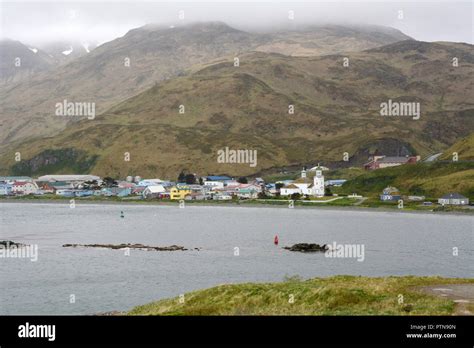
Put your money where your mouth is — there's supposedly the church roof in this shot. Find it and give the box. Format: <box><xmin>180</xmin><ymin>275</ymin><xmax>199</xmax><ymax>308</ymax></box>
<box><xmin>294</xmin><ymin>177</ymin><xmax>312</xmax><ymax>184</ymax></box>
<box><xmin>309</xmin><ymin>165</ymin><xmax>329</xmax><ymax>171</ymax></box>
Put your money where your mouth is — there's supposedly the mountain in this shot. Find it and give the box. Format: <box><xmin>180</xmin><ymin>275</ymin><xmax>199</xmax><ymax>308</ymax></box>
<box><xmin>2</xmin><ymin>40</ymin><xmax>473</xmax><ymax>178</ymax></box>
<box><xmin>254</xmin><ymin>24</ymin><xmax>411</xmax><ymax>56</ymax></box>
<box><xmin>0</xmin><ymin>39</ymin><xmax>98</xmax><ymax>85</ymax></box>
<box><xmin>0</xmin><ymin>39</ymin><xmax>55</xmax><ymax>84</ymax></box>
<box><xmin>0</xmin><ymin>22</ymin><xmax>411</xmax><ymax>145</ymax></box>
<box><xmin>38</xmin><ymin>40</ymin><xmax>99</xmax><ymax>63</ymax></box>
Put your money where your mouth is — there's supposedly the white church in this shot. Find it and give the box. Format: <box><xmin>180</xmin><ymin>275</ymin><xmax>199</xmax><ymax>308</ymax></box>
<box><xmin>280</xmin><ymin>166</ymin><xmax>325</xmax><ymax>198</ymax></box>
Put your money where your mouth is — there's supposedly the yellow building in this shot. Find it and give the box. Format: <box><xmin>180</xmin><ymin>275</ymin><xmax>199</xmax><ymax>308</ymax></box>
<box><xmin>170</xmin><ymin>186</ymin><xmax>191</xmax><ymax>200</ymax></box>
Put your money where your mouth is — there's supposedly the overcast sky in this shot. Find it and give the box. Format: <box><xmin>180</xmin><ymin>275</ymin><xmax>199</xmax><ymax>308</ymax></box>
<box><xmin>0</xmin><ymin>1</ymin><xmax>472</xmax><ymax>46</ymax></box>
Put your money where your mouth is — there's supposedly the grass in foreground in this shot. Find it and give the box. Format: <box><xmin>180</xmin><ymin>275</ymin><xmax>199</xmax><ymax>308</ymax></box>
<box><xmin>128</xmin><ymin>275</ymin><xmax>474</xmax><ymax>316</ymax></box>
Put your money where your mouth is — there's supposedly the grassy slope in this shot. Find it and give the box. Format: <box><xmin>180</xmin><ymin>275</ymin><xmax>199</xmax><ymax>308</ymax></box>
<box><xmin>128</xmin><ymin>275</ymin><xmax>474</xmax><ymax>315</ymax></box>
<box><xmin>440</xmin><ymin>132</ymin><xmax>474</xmax><ymax>160</ymax></box>
<box><xmin>337</xmin><ymin>162</ymin><xmax>474</xmax><ymax>199</ymax></box>
<box><xmin>1</xmin><ymin>41</ymin><xmax>473</xmax><ymax>178</ymax></box>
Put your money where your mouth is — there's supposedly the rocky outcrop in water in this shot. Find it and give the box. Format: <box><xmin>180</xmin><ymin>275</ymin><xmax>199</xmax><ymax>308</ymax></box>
<box><xmin>283</xmin><ymin>243</ymin><xmax>328</xmax><ymax>253</ymax></box>
<box><xmin>62</xmin><ymin>243</ymin><xmax>198</xmax><ymax>251</ymax></box>
<box><xmin>0</xmin><ymin>240</ymin><xmax>26</xmax><ymax>247</ymax></box>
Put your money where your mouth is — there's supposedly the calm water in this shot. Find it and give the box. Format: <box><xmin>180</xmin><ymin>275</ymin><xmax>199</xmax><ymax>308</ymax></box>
<box><xmin>0</xmin><ymin>202</ymin><xmax>473</xmax><ymax>315</ymax></box>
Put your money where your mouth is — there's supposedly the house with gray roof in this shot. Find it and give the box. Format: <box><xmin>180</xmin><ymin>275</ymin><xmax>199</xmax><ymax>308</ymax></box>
<box><xmin>438</xmin><ymin>193</ymin><xmax>469</xmax><ymax>206</ymax></box>
<box><xmin>0</xmin><ymin>176</ymin><xmax>33</xmax><ymax>183</ymax></box>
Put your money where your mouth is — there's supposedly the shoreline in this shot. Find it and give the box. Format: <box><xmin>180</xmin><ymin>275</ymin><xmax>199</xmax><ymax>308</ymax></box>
<box><xmin>1</xmin><ymin>197</ymin><xmax>472</xmax><ymax>216</ymax></box>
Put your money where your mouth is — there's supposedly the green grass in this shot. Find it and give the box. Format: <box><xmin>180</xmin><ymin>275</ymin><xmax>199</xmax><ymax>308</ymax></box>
<box><xmin>440</xmin><ymin>132</ymin><xmax>474</xmax><ymax>160</ymax></box>
<box><xmin>11</xmin><ymin>148</ymin><xmax>98</xmax><ymax>177</ymax></box>
<box><xmin>338</xmin><ymin>162</ymin><xmax>474</xmax><ymax>199</ymax></box>
<box><xmin>326</xmin><ymin>167</ymin><xmax>366</xmax><ymax>180</ymax></box>
<box><xmin>325</xmin><ymin>197</ymin><xmax>361</xmax><ymax>206</ymax></box>
<box><xmin>128</xmin><ymin>275</ymin><xmax>474</xmax><ymax>315</ymax></box>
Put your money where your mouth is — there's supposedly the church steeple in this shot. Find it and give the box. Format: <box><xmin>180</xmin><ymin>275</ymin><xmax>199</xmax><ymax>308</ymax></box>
<box><xmin>315</xmin><ymin>163</ymin><xmax>322</xmax><ymax>177</ymax></box>
<box><xmin>312</xmin><ymin>163</ymin><xmax>325</xmax><ymax>197</ymax></box>
<box><xmin>301</xmin><ymin>166</ymin><xmax>307</xmax><ymax>178</ymax></box>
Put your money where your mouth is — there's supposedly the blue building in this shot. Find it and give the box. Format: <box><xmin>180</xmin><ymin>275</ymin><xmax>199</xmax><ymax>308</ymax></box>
<box><xmin>380</xmin><ymin>187</ymin><xmax>401</xmax><ymax>201</ymax></box>
<box><xmin>75</xmin><ymin>190</ymin><xmax>94</xmax><ymax>197</ymax></box>
<box><xmin>205</xmin><ymin>175</ymin><xmax>233</xmax><ymax>183</ymax></box>
<box><xmin>117</xmin><ymin>188</ymin><xmax>132</xmax><ymax>197</ymax></box>
<box><xmin>56</xmin><ymin>189</ymin><xmax>75</xmax><ymax>197</ymax></box>
<box><xmin>100</xmin><ymin>187</ymin><xmax>131</xmax><ymax>197</ymax></box>
<box><xmin>0</xmin><ymin>183</ymin><xmax>13</xmax><ymax>195</ymax></box>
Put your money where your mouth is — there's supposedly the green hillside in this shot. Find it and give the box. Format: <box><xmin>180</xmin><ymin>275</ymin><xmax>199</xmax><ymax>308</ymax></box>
<box><xmin>440</xmin><ymin>132</ymin><xmax>474</xmax><ymax>160</ymax></box>
<box><xmin>338</xmin><ymin>162</ymin><xmax>474</xmax><ymax>199</ymax></box>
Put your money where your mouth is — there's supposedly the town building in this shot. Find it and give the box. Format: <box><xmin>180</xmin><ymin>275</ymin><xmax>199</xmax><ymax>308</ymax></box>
<box><xmin>235</xmin><ymin>184</ymin><xmax>261</xmax><ymax>199</ymax></box>
<box><xmin>48</xmin><ymin>181</ymin><xmax>74</xmax><ymax>190</ymax></box>
<box><xmin>438</xmin><ymin>193</ymin><xmax>469</xmax><ymax>206</ymax></box>
<box><xmin>325</xmin><ymin>179</ymin><xmax>347</xmax><ymax>187</ymax></box>
<box><xmin>75</xmin><ymin>190</ymin><xmax>95</xmax><ymax>197</ymax></box>
<box><xmin>11</xmin><ymin>181</ymin><xmax>38</xmax><ymax>195</ymax></box>
<box><xmin>380</xmin><ymin>186</ymin><xmax>401</xmax><ymax>201</ymax></box>
<box><xmin>37</xmin><ymin>182</ymin><xmax>55</xmax><ymax>194</ymax></box>
<box><xmin>0</xmin><ymin>183</ymin><xmax>13</xmax><ymax>195</ymax></box>
<box><xmin>142</xmin><ymin>185</ymin><xmax>166</xmax><ymax>199</ymax></box>
<box><xmin>280</xmin><ymin>184</ymin><xmax>302</xmax><ymax>197</ymax></box>
<box><xmin>55</xmin><ymin>189</ymin><xmax>75</xmax><ymax>197</ymax></box>
<box><xmin>37</xmin><ymin>175</ymin><xmax>101</xmax><ymax>183</ymax></box>
<box><xmin>280</xmin><ymin>168</ymin><xmax>311</xmax><ymax>196</ymax></box>
<box><xmin>312</xmin><ymin>166</ymin><xmax>325</xmax><ymax>197</ymax></box>
<box><xmin>99</xmin><ymin>187</ymin><xmax>130</xmax><ymax>197</ymax></box>
<box><xmin>132</xmin><ymin>186</ymin><xmax>146</xmax><ymax>196</ymax></box>
<box><xmin>118</xmin><ymin>181</ymin><xmax>136</xmax><ymax>189</ymax></box>
<box><xmin>204</xmin><ymin>176</ymin><xmax>234</xmax><ymax>186</ymax></box>
<box><xmin>364</xmin><ymin>155</ymin><xmax>420</xmax><ymax>170</ymax></box>
<box><xmin>265</xmin><ymin>183</ymin><xmax>278</xmax><ymax>196</ymax></box>
<box><xmin>185</xmin><ymin>192</ymin><xmax>207</xmax><ymax>201</ymax></box>
<box><xmin>280</xmin><ymin>167</ymin><xmax>325</xmax><ymax>197</ymax></box>
<box><xmin>203</xmin><ymin>180</ymin><xmax>225</xmax><ymax>190</ymax></box>
<box><xmin>170</xmin><ymin>186</ymin><xmax>191</xmax><ymax>200</ymax></box>
<box><xmin>137</xmin><ymin>179</ymin><xmax>164</xmax><ymax>187</ymax></box>
<box><xmin>0</xmin><ymin>176</ymin><xmax>33</xmax><ymax>183</ymax></box>
<box><xmin>213</xmin><ymin>192</ymin><xmax>232</xmax><ymax>200</ymax></box>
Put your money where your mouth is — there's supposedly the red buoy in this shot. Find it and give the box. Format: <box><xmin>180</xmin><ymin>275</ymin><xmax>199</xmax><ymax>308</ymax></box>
<box><xmin>274</xmin><ymin>235</ymin><xmax>279</xmax><ymax>245</ymax></box>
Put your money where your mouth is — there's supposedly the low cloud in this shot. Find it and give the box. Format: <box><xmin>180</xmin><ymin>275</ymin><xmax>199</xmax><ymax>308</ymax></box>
<box><xmin>1</xmin><ymin>1</ymin><xmax>472</xmax><ymax>46</ymax></box>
